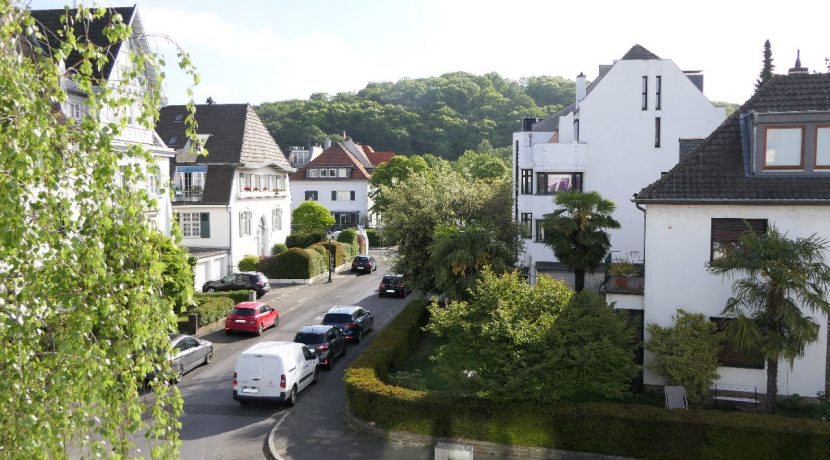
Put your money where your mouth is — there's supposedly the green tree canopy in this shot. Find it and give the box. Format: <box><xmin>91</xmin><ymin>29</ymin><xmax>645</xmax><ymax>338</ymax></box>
<box><xmin>454</xmin><ymin>141</ymin><xmax>510</xmax><ymax>182</ymax></box>
<box><xmin>426</xmin><ymin>270</ymin><xmax>635</xmax><ymax>402</ymax></box>
<box><xmin>755</xmin><ymin>39</ymin><xmax>774</xmax><ymax>91</ymax></box>
<box><xmin>369</xmin><ymin>154</ymin><xmax>429</xmax><ymax>214</ymax></box>
<box><xmin>542</xmin><ymin>191</ymin><xmax>620</xmax><ymax>292</ymax></box>
<box><xmin>292</xmin><ymin>201</ymin><xmax>335</xmax><ymax>233</ymax></box>
<box><xmin>646</xmin><ymin>310</ymin><xmax>722</xmax><ymax>403</ymax></box>
<box><xmin>153</xmin><ymin>222</ymin><xmax>196</xmax><ymax>315</ymax></box>
<box><xmin>708</xmin><ymin>226</ymin><xmax>830</xmax><ymax>413</ymax></box>
<box><xmin>0</xmin><ymin>4</ymin><xmax>200</xmax><ymax>457</ymax></box>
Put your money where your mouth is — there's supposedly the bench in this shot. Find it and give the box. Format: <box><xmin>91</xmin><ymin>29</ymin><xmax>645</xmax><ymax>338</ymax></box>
<box><xmin>710</xmin><ymin>384</ymin><xmax>760</xmax><ymax>407</ymax></box>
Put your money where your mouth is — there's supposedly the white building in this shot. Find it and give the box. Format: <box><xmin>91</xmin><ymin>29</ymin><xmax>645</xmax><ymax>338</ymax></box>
<box><xmin>514</xmin><ymin>45</ymin><xmax>725</xmax><ymax>284</ymax></box>
<box><xmin>634</xmin><ymin>67</ymin><xmax>830</xmax><ymax>397</ymax></box>
<box><xmin>290</xmin><ymin>139</ymin><xmax>394</xmax><ymax>229</ymax></box>
<box><xmin>156</xmin><ymin>104</ymin><xmax>295</xmax><ymax>289</ymax></box>
<box><xmin>288</xmin><ymin>144</ymin><xmax>325</xmax><ymax>168</ymax></box>
<box><xmin>32</xmin><ymin>6</ymin><xmax>175</xmax><ymax>235</ymax></box>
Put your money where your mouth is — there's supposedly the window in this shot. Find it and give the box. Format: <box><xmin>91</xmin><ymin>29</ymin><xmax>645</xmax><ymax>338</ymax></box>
<box><xmin>321</xmin><ymin>169</ymin><xmax>328</xmax><ymax>177</ymax></box>
<box><xmin>148</xmin><ymin>173</ymin><xmax>159</xmax><ymax>195</ymax></box>
<box><xmin>329</xmin><ymin>169</ymin><xmax>337</xmax><ymax>177</ymax></box>
<box><xmin>338</xmin><ymin>168</ymin><xmax>349</xmax><ymax>178</ymax></box>
<box><xmin>535</xmin><ymin>219</ymin><xmax>546</xmax><ymax>242</ymax></box>
<box><xmin>305</xmin><ymin>190</ymin><xmax>318</xmax><ymax>201</ymax></box>
<box><xmin>239</xmin><ymin>211</ymin><xmax>252</xmax><ymax>236</ymax></box>
<box><xmin>333</xmin><ymin>191</ymin><xmax>352</xmax><ymax>201</ymax></box>
<box><xmin>520</xmin><ymin>213</ymin><xmax>532</xmax><ymax>238</ymax></box>
<box><xmin>536</xmin><ymin>172</ymin><xmax>583</xmax><ymax>194</ymax></box>
<box><xmin>655</xmin><ymin>76</ymin><xmax>662</xmax><ymax>110</ymax></box>
<box><xmin>179</xmin><ymin>212</ymin><xmax>209</xmax><ymax>238</ymax></box>
<box><xmin>174</xmin><ymin>170</ymin><xmax>205</xmax><ymax>198</ymax></box>
<box><xmin>308</xmin><ymin>169</ymin><xmax>319</xmax><ymax>178</ymax></box>
<box><xmin>574</xmin><ymin>119</ymin><xmax>580</xmax><ymax>142</ymax></box>
<box><xmin>815</xmin><ymin>126</ymin><xmax>830</xmax><ymax>168</ymax></box>
<box><xmin>655</xmin><ymin>117</ymin><xmax>661</xmax><ymax>148</ymax></box>
<box><xmin>174</xmin><ymin>114</ymin><xmax>184</xmax><ymax>122</ymax></box>
<box><xmin>272</xmin><ymin>208</ymin><xmax>282</xmax><ymax>230</ymax></box>
<box><xmin>276</xmin><ymin>175</ymin><xmax>286</xmax><ymax>191</ymax></box>
<box><xmin>268</xmin><ymin>175</ymin><xmax>276</xmax><ymax>191</ymax></box>
<box><xmin>521</xmin><ymin>169</ymin><xmax>533</xmax><ymax>194</ymax></box>
<box><xmin>68</xmin><ymin>102</ymin><xmax>82</xmax><ymax>120</ymax></box>
<box><xmin>710</xmin><ymin>317</ymin><xmax>765</xmax><ymax>368</ymax></box>
<box><xmin>763</xmin><ymin>126</ymin><xmax>804</xmax><ymax>169</ymax></box>
<box><xmin>641</xmin><ymin>76</ymin><xmax>648</xmax><ymax>110</ymax></box>
<box><xmin>710</xmin><ymin>218</ymin><xmax>767</xmax><ymax>261</ymax></box>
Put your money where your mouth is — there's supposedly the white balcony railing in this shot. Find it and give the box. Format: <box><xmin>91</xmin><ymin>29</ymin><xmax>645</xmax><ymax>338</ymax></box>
<box><xmin>173</xmin><ymin>187</ymin><xmax>203</xmax><ymax>202</ymax></box>
<box><xmin>237</xmin><ymin>188</ymin><xmax>288</xmax><ymax>199</ymax></box>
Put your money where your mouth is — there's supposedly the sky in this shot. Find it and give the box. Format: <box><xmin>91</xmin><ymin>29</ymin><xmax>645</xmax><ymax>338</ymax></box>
<box><xmin>27</xmin><ymin>0</ymin><xmax>830</xmax><ymax>106</ymax></box>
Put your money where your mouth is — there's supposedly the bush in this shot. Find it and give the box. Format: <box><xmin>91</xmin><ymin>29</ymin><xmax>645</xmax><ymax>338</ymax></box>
<box><xmin>190</xmin><ymin>296</ymin><xmax>233</xmax><ymax>324</ymax></box>
<box><xmin>344</xmin><ymin>302</ymin><xmax>830</xmax><ymax>460</ymax></box>
<box><xmin>366</xmin><ymin>228</ymin><xmax>382</xmax><ymax>247</ymax></box>
<box><xmin>309</xmin><ymin>240</ymin><xmax>347</xmax><ymax>266</ymax></box>
<box><xmin>285</xmin><ymin>231</ymin><xmax>326</xmax><ymax>248</ymax></box>
<box><xmin>194</xmin><ymin>290</ymin><xmax>253</xmax><ymax>305</ymax></box>
<box><xmin>337</xmin><ymin>228</ymin><xmax>357</xmax><ymax>245</ymax></box>
<box><xmin>259</xmin><ymin>248</ymin><xmax>316</xmax><ymax>279</ymax></box>
<box><xmin>646</xmin><ymin>309</ymin><xmax>721</xmax><ymax>403</ymax></box>
<box><xmin>271</xmin><ymin>243</ymin><xmax>288</xmax><ymax>255</ymax></box>
<box><xmin>238</xmin><ymin>254</ymin><xmax>260</xmax><ymax>272</ymax></box>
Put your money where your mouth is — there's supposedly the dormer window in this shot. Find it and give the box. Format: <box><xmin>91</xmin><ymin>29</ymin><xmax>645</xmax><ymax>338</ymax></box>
<box><xmin>763</xmin><ymin>126</ymin><xmax>804</xmax><ymax>169</ymax></box>
<box><xmin>168</xmin><ymin>136</ymin><xmax>178</xmax><ymax>146</ymax></box>
<box><xmin>815</xmin><ymin>126</ymin><xmax>830</xmax><ymax>169</ymax></box>
<box><xmin>174</xmin><ymin>114</ymin><xmax>184</xmax><ymax>122</ymax></box>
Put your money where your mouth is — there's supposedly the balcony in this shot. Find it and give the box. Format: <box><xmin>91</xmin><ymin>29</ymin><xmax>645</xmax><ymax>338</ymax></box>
<box><xmin>530</xmin><ymin>142</ymin><xmax>588</xmax><ymax>170</ymax></box>
<box><xmin>173</xmin><ymin>187</ymin><xmax>203</xmax><ymax>202</ymax></box>
<box><xmin>237</xmin><ymin>188</ymin><xmax>288</xmax><ymax>199</ymax></box>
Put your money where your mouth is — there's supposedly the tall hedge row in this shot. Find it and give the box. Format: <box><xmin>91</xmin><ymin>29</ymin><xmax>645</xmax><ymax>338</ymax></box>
<box><xmin>344</xmin><ymin>300</ymin><xmax>830</xmax><ymax>459</ymax></box>
<box><xmin>285</xmin><ymin>231</ymin><xmax>326</xmax><ymax>248</ymax></box>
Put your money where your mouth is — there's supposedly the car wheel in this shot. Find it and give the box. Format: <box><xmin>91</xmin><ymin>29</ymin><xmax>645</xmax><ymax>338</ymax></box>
<box><xmin>326</xmin><ymin>353</ymin><xmax>335</xmax><ymax>370</ymax></box>
<box><xmin>206</xmin><ymin>287</ymin><xmax>216</xmax><ymax>293</ymax></box>
<box><xmin>369</xmin><ymin>319</ymin><xmax>374</xmax><ymax>333</ymax></box>
<box><xmin>273</xmin><ymin>317</ymin><xmax>280</xmax><ymax>329</ymax></box>
<box><xmin>341</xmin><ymin>345</ymin><xmax>347</xmax><ymax>357</ymax></box>
<box><xmin>173</xmin><ymin>363</ymin><xmax>184</xmax><ymax>383</ymax></box>
<box><xmin>354</xmin><ymin>328</ymin><xmax>362</xmax><ymax>344</ymax></box>
<box><xmin>378</xmin><ymin>292</ymin><xmax>383</xmax><ymax>298</ymax></box>
<box><xmin>204</xmin><ymin>348</ymin><xmax>213</xmax><ymax>365</ymax></box>
<box><xmin>238</xmin><ymin>400</ymin><xmax>248</xmax><ymax>405</ymax></box>
<box><xmin>256</xmin><ymin>323</ymin><xmax>263</xmax><ymax>336</ymax></box>
<box><xmin>286</xmin><ymin>386</ymin><xmax>297</xmax><ymax>407</ymax></box>
<box><xmin>312</xmin><ymin>368</ymin><xmax>320</xmax><ymax>384</ymax></box>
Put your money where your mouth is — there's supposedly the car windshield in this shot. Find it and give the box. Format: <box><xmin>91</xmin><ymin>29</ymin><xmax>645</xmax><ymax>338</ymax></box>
<box><xmin>355</xmin><ymin>257</ymin><xmax>368</xmax><ymax>262</ymax></box>
<box><xmin>382</xmin><ymin>276</ymin><xmax>399</xmax><ymax>283</ymax></box>
<box><xmin>231</xmin><ymin>308</ymin><xmax>256</xmax><ymax>316</ymax></box>
<box><xmin>294</xmin><ymin>332</ymin><xmax>325</xmax><ymax>344</ymax></box>
<box><xmin>323</xmin><ymin>313</ymin><xmax>352</xmax><ymax>323</ymax></box>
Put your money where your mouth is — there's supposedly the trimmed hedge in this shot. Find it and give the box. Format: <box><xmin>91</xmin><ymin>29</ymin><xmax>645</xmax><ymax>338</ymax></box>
<box><xmin>238</xmin><ymin>254</ymin><xmax>260</xmax><ymax>271</ymax></box>
<box><xmin>337</xmin><ymin>228</ymin><xmax>358</xmax><ymax>245</ymax></box>
<box><xmin>344</xmin><ymin>300</ymin><xmax>830</xmax><ymax>459</ymax></box>
<box><xmin>256</xmin><ymin>248</ymin><xmax>315</xmax><ymax>279</ymax></box>
<box><xmin>194</xmin><ymin>290</ymin><xmax>253</xmax><ymax>305</ymax></box>
<box><xmin>286</xmin><ymin>231</ymin><xmax>326</xmax><ymax>249</ymax></box>
<box><xmin>190</xmin><ymin>296</ymin><xmax>233</xmax><ymax>324</ymax></box>
<box><xmin>366</xmin><ymin>228</ymin><xmax>382</xmax><ymax>247</ymax></box>
<box><xmin>272</xmin><ymin>243</ymin><xmax>288</xmax><ymax>255</ymax></box>
<box><xmin>309</xmin><ymin>240</ymin><xmax>347</xmax><ymax>267</ymax></box>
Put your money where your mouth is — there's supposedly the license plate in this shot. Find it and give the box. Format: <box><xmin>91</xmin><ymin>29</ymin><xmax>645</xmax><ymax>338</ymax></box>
<box><xmin>241</xmin><ymin>387</ymin><xmax>258</xmax><ymax>394</ymax></box>
<box><xmin>386</xmin><ymin>290</ymin><xmax>395</xmax><ymax>293</ymax></box>
<box><xmin>235</xmin><ymin>319</ymin><xmax>245</xmax><ymax>323</ymax></box>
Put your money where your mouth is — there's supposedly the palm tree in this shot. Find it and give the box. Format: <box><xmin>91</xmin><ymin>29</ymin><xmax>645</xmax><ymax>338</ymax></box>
<box><xmin>429</xmin><ymin>223</ymin><xmax>511</xmax><ymax>300</ymax></box>
<box><xmin>708</xmin><ymin>226</ymin><xmax>830</xmax><ymax>413</ymax></box>
<box><xmin>542</xmin><ymin>191</ymin><xmax>620</xmax><ymax>292</ymax></box>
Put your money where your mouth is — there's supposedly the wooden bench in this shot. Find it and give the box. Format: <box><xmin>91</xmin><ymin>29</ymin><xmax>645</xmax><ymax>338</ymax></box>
<box><xmin>710</xmin><ymin>384</ymin><xmax>760</xmax><ymax>407</ymax></box>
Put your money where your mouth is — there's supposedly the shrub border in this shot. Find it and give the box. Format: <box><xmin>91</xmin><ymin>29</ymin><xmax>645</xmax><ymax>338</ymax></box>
<box><xmin>344</xmin><ymin>300</ymin><xmax>830</xmax><ymax>459</ymax></box>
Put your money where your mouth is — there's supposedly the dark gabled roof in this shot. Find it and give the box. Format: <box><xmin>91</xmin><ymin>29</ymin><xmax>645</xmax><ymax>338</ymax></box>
<box><xmin>637</xmin><ymin>73</ymin><xmax>830</xmax><ymax>203</ymax></box>
<box><xmin>620</xmin><ymin>44</ymin><xmax>660</xmax><ymax>60</ymax></box>
<box><xmin>291</xmin><ymin>143</ymin><xmax>372</xmax><ymax>181</ymax></box>
<box><xmin>156</xmin><ymin>104</ymin><xmax>291</xmax><ymax>170</ymax></box>
<box><xmin>168</xmin><ymin>163</ymin><xmax>236</xmax><ymax>205</ymax></box>
<box><xmin>30</xmin><ymin>7</ymin><xmax>135</xmax><ymax>81</ymax></box>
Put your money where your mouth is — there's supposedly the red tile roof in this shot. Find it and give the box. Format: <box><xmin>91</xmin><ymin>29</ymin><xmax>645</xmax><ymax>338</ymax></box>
<box><xmin>366</xmin><ymin>151</ymin><xmax>395</xmax><ymax>167</ymax></box>
<box><xmin>290</xmin><ymin>143</ymin><xmax>371</xmax><ymax>181</ymax></box>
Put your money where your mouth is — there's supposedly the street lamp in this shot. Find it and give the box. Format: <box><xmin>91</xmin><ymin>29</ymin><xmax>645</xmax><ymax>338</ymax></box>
<box><xmin>327</xmin><ymin>233</ymin><xmax>334</xmax><ymax>283</ymax></box>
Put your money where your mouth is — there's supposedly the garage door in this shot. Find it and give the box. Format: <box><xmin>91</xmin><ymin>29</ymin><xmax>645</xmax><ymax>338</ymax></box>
<box><xmin>193</xmin><ymin>260</ymin><xmax>208</xmax><ymax>291</ymax></box>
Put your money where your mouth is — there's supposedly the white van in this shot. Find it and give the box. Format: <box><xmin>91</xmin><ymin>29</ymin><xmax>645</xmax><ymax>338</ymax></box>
<box><xmin>233</xmin><ymin>341</ymin><xmax>319</xmax><ymax>406</ymax></box>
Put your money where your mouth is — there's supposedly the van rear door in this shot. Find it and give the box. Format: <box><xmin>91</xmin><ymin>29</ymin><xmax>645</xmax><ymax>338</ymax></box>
<box><xmin>260</xmin><ymin>356</ymin><xmax>283</xmax><ymax>398</ymax></box>
<box><xmin>236</xmin><ymin>354</ymin><xmax>263</xmax><ymax>396</ymax></box>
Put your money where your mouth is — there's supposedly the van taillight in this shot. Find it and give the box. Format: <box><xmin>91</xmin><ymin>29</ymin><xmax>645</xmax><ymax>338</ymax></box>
<box><xmin>232</xmin><ymin>372</ymin><xmax>238</xmax><ymax>389</ymax></box>
<box><xmin>280</xmin><ymin>374</ymin><xmax>286</xmax><ymax>389</ymax></box>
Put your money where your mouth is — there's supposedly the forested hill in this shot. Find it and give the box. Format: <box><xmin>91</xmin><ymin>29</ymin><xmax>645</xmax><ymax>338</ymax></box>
<box><xmin>255</xmin><ymin>72</ymin><xmax>576</xmax><ymax>159</ymax></box>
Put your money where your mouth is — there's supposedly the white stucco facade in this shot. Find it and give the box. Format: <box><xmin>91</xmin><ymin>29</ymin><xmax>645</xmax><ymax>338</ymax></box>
<box><xmin>514</xmin><ymin>51</ymin><xmax>725</xmax><ymax>281</ymax></box>
<box><xmin>642</xmin><ymin>204</ymin><xmax>830</xmax><ymax>396</ymax></box>
<box><xmin>290</xmin><ymin>179</ymin><xmax>375</xmax><ymax>228</ymax></box>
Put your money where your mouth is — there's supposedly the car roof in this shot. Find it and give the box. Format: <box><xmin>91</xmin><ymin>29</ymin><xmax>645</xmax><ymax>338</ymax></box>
<box><xmin>383</xmin><ymin>273</ymin><xmax>402</xmax><ymax>277</ymax></box>
<box><xmin>238</xmin><ymin>271</ymin><xmax>264</xmax><ymax>276</ymax></box>
<box><xmin>296</xmin><ymin>325</ymin><xmax>334</xmax><ymax>334</ymax></box>
<box><xmin>235</xmin><ymin>301</ymin><xmax>265</xmax><ymax>309</ymax></box>
<box><xmin>169</xmin><ymin>333</ymin><xmax>186</xmax><ymax>343</ymax></box>
<box><xmin>240</xmin><ymin>341</ymin><xmax>301</xmax><ymax>356</ymax></box>
<box><xmin>325</xmin><ymin>306</ymin><xmax>363</xmax><ymax>314</ymax></box>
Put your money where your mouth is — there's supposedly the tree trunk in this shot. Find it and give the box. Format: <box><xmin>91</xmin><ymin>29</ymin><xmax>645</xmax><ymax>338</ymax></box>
<box><xmin>766</xmin><ymin>358</ymin><xmax>778</xmax><ymax>413</ymax></box>
<box><xmin>574</xmin><ymin>268</ymin><xmax>585</xmax><ymax>292</ymax></box>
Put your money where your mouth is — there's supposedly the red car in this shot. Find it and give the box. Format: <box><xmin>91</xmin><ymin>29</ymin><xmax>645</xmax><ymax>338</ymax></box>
<box><xmin>225</xmin><ymin>302</ymin><xmax>279</xmax><ymax>336</ymax></box>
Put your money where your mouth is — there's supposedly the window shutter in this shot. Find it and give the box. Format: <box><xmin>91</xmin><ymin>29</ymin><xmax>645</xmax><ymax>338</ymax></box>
<box><xmin>239</xmin><ymin>212</ymin><xmax>244</xmax><ymax>236</ymax></box>
<box><xmin>331</xmin><ymin>191</ymin><xmax>337</xmax><ymax>201</ymax></box>
<box><xmin>200</xmin><ymin>213</ymin><xmax>210</xmax><ymax>238</ymax></box>
<box><xmin>350</xmin><ymin>191</ymin><xmax>355</xmax><ymax>201</ymax></box>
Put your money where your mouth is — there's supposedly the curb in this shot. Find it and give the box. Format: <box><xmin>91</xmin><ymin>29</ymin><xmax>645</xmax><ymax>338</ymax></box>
<box><xmin>343</xmin><ymin>407</ymin><xmax>635</xmax><ymax>460</ymax></box>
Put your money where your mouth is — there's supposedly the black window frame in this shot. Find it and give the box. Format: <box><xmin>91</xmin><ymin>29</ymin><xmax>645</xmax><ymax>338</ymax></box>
<box><xmin>304</xmin><ymin>190</ymin><xmax>318</xmax><ymax>201</ymax></box>
<box><xmin>520</xmin><ymin>169</ymin><xmax>533</xmax><ymax>194</ymax></box>
<box><xmin>655</xmin><ymin>75</ymin><xmax>662</xmax><ymax>110</ymax></box>
<box><xmin>535</xmin><ymin>219</ymin><xmax>546</xmax><ymax>242</ymax></box>
<box><xmin>535</xmin><ymin>172</ymin><xmax>583</xmax><ymax>195</ymax></box>
<box><xmin>710</xmin><ymin>218</ymin><xmax>768</xmax><ymax>262</ymax></box>
<box><xmin>709</xmin><ymin>317</ymin><xmax>765</xmax><ymax>369</ymax></box>
<box><xmin>655</xmin><ymin>117</ymin><xmax>661</xmax><ymax>148</ymax></box>
<box><xmin>642</xmin><ymin>76</ymin><xmax>648</xmax><ymax>110</ymax></box>
<box><xmin>520</xmin><ymin>213</ymin><xmax>532</xmax><ymax>239</ymax></box>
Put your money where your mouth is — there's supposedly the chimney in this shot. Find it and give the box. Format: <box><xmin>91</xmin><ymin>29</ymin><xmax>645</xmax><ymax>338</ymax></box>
<box><xmin>788</xmin><ymin>50</ymin><xmax>809</xmax><ymax>75</ymax></box>
<box><xmin>342</xmin><ymin>130</ymin><xmax>348</xmax><ymax>139</ymax></box>
<box><xmin>575</xmin><ymin>73</ymin><xmax>587</xmax><ymax>104</ymax></box>
<box><xmin>324</xmin><ymin>138</ymin><xmax>332</xmax><ymax>149</ymax></box>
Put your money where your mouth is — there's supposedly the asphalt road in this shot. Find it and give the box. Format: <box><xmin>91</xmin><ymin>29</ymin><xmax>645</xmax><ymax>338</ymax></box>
<box><xmin>140</xmin><ymin>252</ymin><xmax>431</xmax><ymax>460</ymax></box>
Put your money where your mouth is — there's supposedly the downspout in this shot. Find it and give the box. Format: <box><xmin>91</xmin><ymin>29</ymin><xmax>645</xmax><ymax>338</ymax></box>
<box><xmin>226</xmin><ymin>203</ymin><xmax>233</xmax><ymax>274</ymax></box>
<box><xmin>633</xmin><ymin>193</ymin><xmax>646</xmax><ymax>262</ymax></box>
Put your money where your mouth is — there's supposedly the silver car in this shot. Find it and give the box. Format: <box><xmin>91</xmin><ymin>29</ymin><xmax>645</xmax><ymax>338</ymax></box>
<box><xmin>170</xmin><ymin>334</ymin><xmax>213</xmax><ymax>382</ymax></box>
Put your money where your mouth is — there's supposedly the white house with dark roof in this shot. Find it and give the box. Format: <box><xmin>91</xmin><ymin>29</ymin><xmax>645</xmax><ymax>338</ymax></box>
<box><xmin>156</xmin><ymin>104</ymin><xmax>295</xmax><ymax>289</ymax></box>
<box><xmin>513</xmin><ymin>45</ymin><xmax>725</xmax><ymax>285</ymax></box>
<box><xmin>30</xmin><ymin>6</ymin><xmax>176</xmax><ymax>236</ymax></box>
<box><xmin>290</xmin><ymin>139</ymin><xmax>394</xmax><ymax>229</ymax></box>
<box><xmin>634</xmin><ymin>65</ymin><xmax>830</xmax><ymax>398</ymax></box>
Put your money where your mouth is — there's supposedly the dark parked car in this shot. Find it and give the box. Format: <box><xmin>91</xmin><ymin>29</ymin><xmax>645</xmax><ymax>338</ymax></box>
<box><xmin>321</xmin><ymin>306</ymin><xmax>373</xmax><ymax>343</ymax></box>
<box><xmin>294</xmin><ymin>325</ymin><xmax>347</xmax><ymax>369</ymax></box>
<box><xmin>170</xmin><ymin>334</ymin><xmax>213</xmax><ymax>382</ymax></box>
<box><xmin>378</xmin><ymin>274</ymin><xmax>409</xmax><ymax>298</ymax></box>
<box><xmin>350</xmin><ymin>255</ymin><xmax>377</xmax><ymax>273</ymax></box>
<box><xmin>224</xmin><ymin>301</ymin><xmax>279</xmax><ymax>336</ymax></box>
<box><xmin>202</xmin><ymin>272</ymin><xmax>271</xmax><ymax>297</ymax></box>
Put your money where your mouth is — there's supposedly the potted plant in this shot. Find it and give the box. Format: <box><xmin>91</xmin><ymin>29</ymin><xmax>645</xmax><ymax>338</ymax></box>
<box><xmin>608</xmin><ymin>261</ymin><xmax>638</xmax><ymax>289</ymax></box>
<box><xmin>243</xmin><ymin>186</ymin><xmax>252</xmax><ymax>192</ymax></box>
